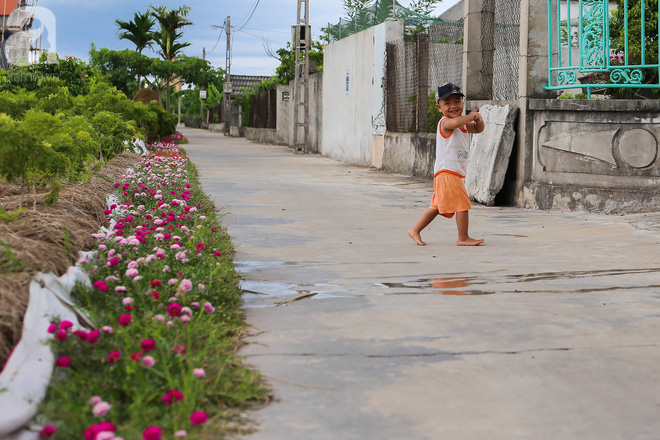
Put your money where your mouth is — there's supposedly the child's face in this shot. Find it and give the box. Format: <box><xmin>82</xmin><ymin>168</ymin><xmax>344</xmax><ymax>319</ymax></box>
<box><xmin>436</xmin><ymin>94</ymin><xmax>464</xmax><ymax>118</ymax></box>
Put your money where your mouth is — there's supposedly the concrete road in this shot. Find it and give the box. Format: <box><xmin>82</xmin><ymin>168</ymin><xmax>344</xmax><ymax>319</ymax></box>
<box><xmin>181</xmin><ymin>127</ymin><xmax>660</xmax><ymax>440</ymax></box>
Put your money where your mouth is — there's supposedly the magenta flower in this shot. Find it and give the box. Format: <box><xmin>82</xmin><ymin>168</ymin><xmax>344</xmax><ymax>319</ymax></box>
<box><xmin>93</xmin><ymin>280</ymin><xmax>108</xmax><ymax>292</ymax></box>
<box><xmin>55</xmin><ymin>356</ymin><xmax>71</xmax><ymax>368</ymax></box>
<box><xmin>167</xmin><ymin>303</ymin><xmax>182</xmax><ymax>317</ymax></box>
<box><xmin>190</xmin><ymin>411</ymin><xmax>209</xmax><ymax>425</ymax></box>
<box><xmin>118</xmin><ymin>314</ymin><xmax>132</xmax><ymax>326</ymax></box>
<box><xmin>84</xmin><ymin>421</ymin><xmax>116</xmax><ymax>440</ymax></box>
<box><xmin>130</xmin><ymin>352</ymin><xmax>143</xmax><ymax>362</ymax></box>
<box><xmin>107</xmin><ymin>257</ymin><xmax>119</xmax><ymax>267</ymax></box>
<box><xmin>39</xmin><ymin>424</ymin><xmax>56</xmax><ymax>439</ymax></box>
<box><xmin>59</xmin><ymin>320</ymin><xmax>74</xmax><ymax>330</ymax></box>
<box><xmin>162</xmin><ymin>389</ymin><xmax>185</xmax><ymax>404</ymax></box>
<box><xmin>143</xmin><ymin>426</ymin><xmax>162</xmax><ymax>440</ymax></box>
<box><xmin>87</xmin><ymin>329</ymin><xmax>100</xmax><ymax>344</ymax></box>
<box><xmin>107</xmin><ymin>350</ymin><xmax>121</xmax><ymax>364</ymax></box>
<box><xmin>141</xmin><ymin>338</ymin><xmax>156</xmax><ymax>352</ymax></box>
<box><xmin>47</xmin><ymin>323</ymin><xmax>57</xmax><ymax>334</ymax></box>
<box><xmin>55</xmin><ymin>329</ymin><xmax>68</xmax><ymax>341</ymax></box>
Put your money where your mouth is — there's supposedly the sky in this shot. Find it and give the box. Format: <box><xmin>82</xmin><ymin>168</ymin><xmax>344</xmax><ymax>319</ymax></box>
<box><xmin>31</xmin><ymin>0</ymin><xmax>459</xmax><ymax>77</ymax></box>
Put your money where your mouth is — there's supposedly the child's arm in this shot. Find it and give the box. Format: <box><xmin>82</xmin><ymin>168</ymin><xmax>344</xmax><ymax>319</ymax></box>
<box><xmin>466</xmin><ymin>110</ymin><xmax>485</xmax><ymax>134</ymax></box>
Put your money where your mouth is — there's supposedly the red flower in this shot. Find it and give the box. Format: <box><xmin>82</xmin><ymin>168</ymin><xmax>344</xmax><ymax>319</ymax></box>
<box><xmin>118</xmin><ymin>314</ymin><xmax>132</xmax><ymax>326</ymax></box>
<box><xmin>162</xmin><ymin>389</ymin><xmax>185</xmax><ymax>404</ymax></box>
<box><xmin>107</xmin><ymin>350</ymin><xmax>121</xmax><ymax>364</ymax></box>
<box><xmin>55</xmin><ymin>356</ymin><xmax>71</xmax><ymax>368</ymax></box>
<box><xmin>151</xmin><ymin>291</ymin><xmax>160</xmax><ymax>300</ymax></box>
<box><xmin>87</xmin><ymin>329</ymin><xmax>100</xmax><ymax>344</ymax></box>
<box><xmin>39</xmin><ymin>424</ymin><xmax>56</xmax><ymax>439</ymax></box>
<box><xmin>167</xmin><ymin>303</ymin><xmax>182</xmax><ymax>318</ymax></box>
<box><xmin>131</xmin><ymin>352</ymin><xmax>143</xmax><ymax>361</ymax></box>
<box><xmin>190</xmin><ymin>411</ymin><xmax>209</xmax><ymax>425</ymax></box>
<box><xmin>84</xmin><ymin>421</ymin><xmax>116</xmax><ymax>440</ymax></box>
<box><xmin>93</xmin><ymin>280</ymin><xmax>108</xmax><ymax>291</ymax></box>
<box><xmin>150</xmin><ymin>279</ymin><xmax>162</xmax><ymax>287</ymax></box>
<box><xmin>141</xmin><ymin>338</ymin><xmax>156</xmax><ymax>353</ymax></box>
<box><xmin>143</xmin><ymin>426</ymin><xmax>162</xmax><ymax>440</ymax></box>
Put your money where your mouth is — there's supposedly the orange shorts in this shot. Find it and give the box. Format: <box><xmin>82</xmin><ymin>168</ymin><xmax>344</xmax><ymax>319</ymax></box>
<box><xmin>430</xmin><ymin>172</ymin><xmax>471</xmax><ymax>218</ymax></box>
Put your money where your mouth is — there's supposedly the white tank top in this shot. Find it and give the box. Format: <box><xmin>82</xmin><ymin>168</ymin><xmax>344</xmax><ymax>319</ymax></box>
<box><xmin>433</xmin><ymin>117</ymin><xmax>470</xmax><ymax>178</ymax></box>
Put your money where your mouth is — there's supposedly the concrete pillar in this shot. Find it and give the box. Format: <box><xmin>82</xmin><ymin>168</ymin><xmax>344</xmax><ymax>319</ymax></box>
<box><xmin>514</xmin><ymin>0</ymin><xmax>557</xmax><ymax>202</ymax></box>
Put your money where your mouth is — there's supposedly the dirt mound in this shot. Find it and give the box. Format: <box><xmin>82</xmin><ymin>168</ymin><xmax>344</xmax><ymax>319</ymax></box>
<box><xmin>0</xmin><ymin>153</ymin><xmax>139</xmax><ymax>367</ymax></box>
<box><xmin>133</xmin><ymin>88</ymin><xmax>161</xmax><ymax>106</ymax></box>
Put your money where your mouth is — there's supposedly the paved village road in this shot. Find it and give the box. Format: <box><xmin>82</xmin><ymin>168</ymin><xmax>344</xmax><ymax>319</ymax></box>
<box><xmin>181</xmin><ymin>127</ymin><xmax>660</xmax><ymax>440</ymax></box>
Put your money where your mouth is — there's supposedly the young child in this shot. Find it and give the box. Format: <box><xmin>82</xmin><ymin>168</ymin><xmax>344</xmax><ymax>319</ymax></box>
<box><xmin>408</xmin><ymin>83</ymin><xmax>485</xmax><ymax>246</ymax></box>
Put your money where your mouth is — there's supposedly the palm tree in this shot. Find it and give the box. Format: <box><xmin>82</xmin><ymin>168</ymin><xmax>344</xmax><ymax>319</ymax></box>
<box><xmin>150</xmin><ymin>5</ymin><xmax>193</xmax><ymax>109</ymax></box>
<box><xmin>116</xmin><ymin>11</ymin><xmax>156</xmax><ymax>91</ymax></box>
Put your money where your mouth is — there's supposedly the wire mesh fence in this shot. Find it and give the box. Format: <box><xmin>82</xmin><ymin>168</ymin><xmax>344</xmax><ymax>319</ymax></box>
<box><xmin>487</xmin><ymin>0</ymin><xmax>521</xmax><ymax>100</ymax></box>
<box><xmin>386</xmin><ymin>21</ymin><xmax>465</xmax><ymax>133</ymax></box>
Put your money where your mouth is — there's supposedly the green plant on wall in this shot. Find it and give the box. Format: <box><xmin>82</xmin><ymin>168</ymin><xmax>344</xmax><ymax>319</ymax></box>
<box><xmin>427</xmin><ymin>91</ymin><xmax>442</xmax><ymax>132</ymax></box>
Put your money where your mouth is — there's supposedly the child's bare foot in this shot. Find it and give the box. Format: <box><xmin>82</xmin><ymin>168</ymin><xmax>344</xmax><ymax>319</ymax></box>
<box><xmin>457</xmin><ymin>237</ymin><xmax>484</xmax><ymax>246</ymax></box>
<box><xmin>408</xmin><ymin>229</ymin><xmax>427</xmax><ymax>246</ymax></box>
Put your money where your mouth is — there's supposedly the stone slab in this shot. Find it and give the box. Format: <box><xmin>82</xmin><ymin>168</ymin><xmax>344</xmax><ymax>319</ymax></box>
<box><xmin>465</xmin><ymin>104</ymin><xmax>519</xmax><ymax>205</ymax></box>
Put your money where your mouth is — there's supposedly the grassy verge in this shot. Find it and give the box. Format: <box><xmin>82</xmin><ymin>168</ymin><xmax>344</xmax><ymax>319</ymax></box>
<box><xmin>38</xmin><ymin>141</ymin><xmax>267</xmax><ymax>439</ymax></box>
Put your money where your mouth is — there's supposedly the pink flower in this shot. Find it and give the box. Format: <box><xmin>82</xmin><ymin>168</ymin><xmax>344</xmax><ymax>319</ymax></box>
<box><xmin>107</xmin><ymin>350</ymin><xmax>121</xmax><ymax>364</ymax></box>
<box><xmin>193</xmin><ymin>368</ymin><xmax>206</xmax><ymax>378</ymax></box>
<box><xmin>172</xmin><ymin>345</ymin><xmax>186</xmax><ymax>355</ymax></box>
<box><xmin>141</xmin><ymin>338</ymin><xmax>156</xmax><ymax>352</ymax></box>
<box><xmin>93</xmin><ymin>280</ymin><xmax>108</xmax><ymax>291</ymax></box>
<box><xmin>190</xmin><ymin>411</ymin><xmax>208</xmax><ymax>425</ymax></box>
<box><xmin>39</xmin><ymin>424</ymin><xmax>56</xmax><ymax>438</ymax></box>
<box><xmin>55</xmin><ymin>356</ymin><xmax>70</xmax><ymax>368</ymax></box>
<box><xmin>125</xmin><ymin>268</ymin><xmax>139</xmax><ymax>277</ymax></box>
<box><xmin>47</xmin><ymin>323</ymin><xmax>57</xmax><ymax>334</ymax></box>
<box><xmin>115</xmin><ymin>286</ymin><xmax>127</xmax><ymax>294</ymax></box>
<box><xmin>203</xmin><ymin>302</ymin><xmax>215</xmax><ymax>314</ymax></box>
<box><xmin>118</xmin><ymin>314</ymin><xmax>132</xmax><ymax>326</ymax></box>
<box><xmin>102</xmin><ymin>326</ymin><xmax>113</xmax><ymax>333</ymax></box>
<box><xmin>197</xmin><ymin>284</ymin><xmax>205</xmax><ymax>291</ymax></box>
<box><xmin>167</xmin><ymin>303</ymin><xmax>182</xmax><ymax>317</ymax></box>
<box><xmin>162</xmin><ymin>389</ymin><xmax>185</xmax><ymax>404</ymax></box>
<box><xmin>178</xmin><ymin>279</ymin><xmax>192</xmax><ymax>293</ymax></box>
<box><xmin>92</xmin><ymin>401</ymin><xmax>111</xmax><ymax>416</ymax></box>
<box><xmin>84</xmin><ymin>421</ymin><xmax>116</xmax><ymax>440</ymax></box>
<box><xmin>143</xmin><ymin>426</ymin><xmax>162</xmax><ymax>440</ymax></box>
<box><xmin>174</xmin><ymin>430</ymin><xmax>188</xmax><ymax>438</ymax></box>
<box><xmin>122</xmin><ymin>297</ymin><xmax>134</xmax><ymax>305</ymax></box>
<box><xmin>180</xmin><ymin>315</ymin><xmax>190</xmax><ymax>324</ymax></box>
<box><xmin>141</xmin><ymin>356</ymin><xmax>155</xmax><ymax>367</ymax></box>
<box><xmin>88</xmin><ymin>396</ymin><xmax>103</xmax><ymax>405</ymax></box>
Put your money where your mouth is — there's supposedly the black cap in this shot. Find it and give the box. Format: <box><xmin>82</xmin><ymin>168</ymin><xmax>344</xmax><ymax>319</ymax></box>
<box><xmin>437</xmin><ymin>83</ymin><xmax>464</xmax><ymax>100</ymax></box>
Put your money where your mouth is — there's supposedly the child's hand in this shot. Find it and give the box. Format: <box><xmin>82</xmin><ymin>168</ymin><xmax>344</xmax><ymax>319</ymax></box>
<box><xmin>469</xmin><ymin>109</ymin><xmax>481</xmax><ymax>122</ymax></box>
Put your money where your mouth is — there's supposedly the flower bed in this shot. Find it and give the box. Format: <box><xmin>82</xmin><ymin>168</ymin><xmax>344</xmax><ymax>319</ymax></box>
<box><xmin>38</xmin><ymin>142</ymin><xmax>266</xmax><ymax>439</ymax></box>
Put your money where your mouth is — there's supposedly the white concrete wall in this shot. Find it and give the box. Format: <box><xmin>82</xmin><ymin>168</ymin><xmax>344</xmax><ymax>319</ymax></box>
<box><xmin>322</xmin><ymin>19</ymin><xmax>404</xmax><ymax>167</ymax></box>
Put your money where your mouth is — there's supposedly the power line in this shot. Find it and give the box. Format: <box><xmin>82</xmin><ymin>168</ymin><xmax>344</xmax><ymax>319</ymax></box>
<box><xmin>234</xmin><ymin>0</ymin><xmax>262</xmax><ymax>33</ymax></box>
<box><xmin>208</xmin><ymin>21</ymin><xmax>225</xmax><ymax>54</ymax></box>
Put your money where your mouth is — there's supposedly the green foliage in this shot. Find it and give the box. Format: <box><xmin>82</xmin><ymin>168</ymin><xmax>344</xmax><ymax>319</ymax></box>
<box><xmin>0</xmin><ymin>206</ymin><xmax>27</xmax><ymax>223</ymax></box>
<box><xmin>558</xmin><ymin>93</ymin><xmax>589</xmax><ymax>99</ymax></box>
<box><xmin>609</xmin><ymin>0</ymin><xmax>659</xmax><ymax>95</ymax></box>
<box><xmin>427</xmin><ymin>91</ymin><xmax>442</xmax><ymax>132</ymax></box>
<box><xmin>116</xmin><ymin>11</ymin><xmax>157</xmax><ymax>54</ymax></box>
<box><xmin>91</xmin><ymin>111</ymin><xmax>135</xmax><ymax>161</ymax></box>
<box><xmin>274</xmin><ymin>42</ymin><xmax>324</xmax><ymax>85</ymax></box>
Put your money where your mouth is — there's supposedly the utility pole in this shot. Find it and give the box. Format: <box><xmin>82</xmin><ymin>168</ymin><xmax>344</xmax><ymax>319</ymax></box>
<box><xmin>199</xmin><ymin>47</ymin><xmax>206</xmax><ymax>119</ymax></box>
<box><xmin>292</xmin><ymin>0</ymin><xmax>310</xmax><ymax>154</ymax></box>
<box><xmin>224</xmin><ymin>16</ymin><xmax>232</xmax><ymax>135</ymax></box>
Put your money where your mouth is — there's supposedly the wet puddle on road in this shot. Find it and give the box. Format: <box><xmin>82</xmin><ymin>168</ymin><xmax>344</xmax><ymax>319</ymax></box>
<box><xmin>378</xmin><ymin>267</ymin><xmax>660</xmax><ymax>296</ymax></box>
<box><xmin>236</xmin><ymin>261</ymin><xmax>660</xmax><ymax>302</ymax></box>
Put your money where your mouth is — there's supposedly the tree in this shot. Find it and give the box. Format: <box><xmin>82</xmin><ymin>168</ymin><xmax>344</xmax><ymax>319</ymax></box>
<box><xmin>269</xmin><ymin>42</ymin><xmax>324</xmax><ymax>85</ymax></box>
<box><xmin>116</xmin><ymin>11</ymin><xmax>157</xmax><ymax>90</ymax></box>
<box><xmin>150</xmin><ymin>5</ymin><xmax>193</xmax><ymax>111</ymax></box>
<box><xmin>408</xmin><ymin>0</ymin><xmax>441</xmax><ymax>15</ymax></box>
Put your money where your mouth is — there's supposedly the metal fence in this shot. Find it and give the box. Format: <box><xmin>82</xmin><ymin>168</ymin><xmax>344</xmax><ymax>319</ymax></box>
<box><xmin>249</xmin><ymin>89</ymin><xmax>277</xmax><ymax>129</ymax></box>
<box><xmin>386</xmin><ymin>22</ymin><xmax>465</xmax><ymax>133</ymax></box>
<box><xmin>544</xmin><ymin>0</ymin><xmax>660</xmax><ymax>98</ymax></box>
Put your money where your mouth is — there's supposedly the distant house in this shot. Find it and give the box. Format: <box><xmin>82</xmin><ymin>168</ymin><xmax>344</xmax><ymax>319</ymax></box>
<box><xmin>228</xmin><ymin>75</ymin><xmax>272</xmax><ymax>98</ymax></box>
